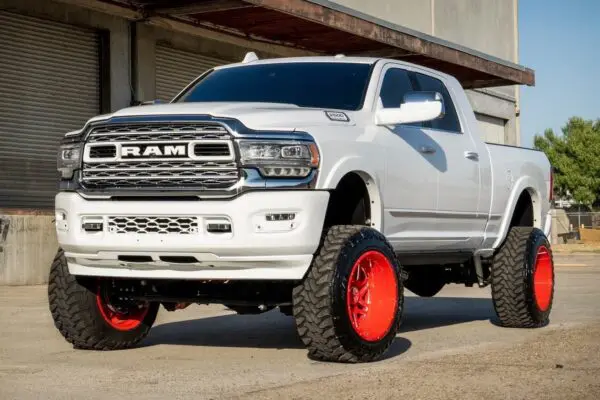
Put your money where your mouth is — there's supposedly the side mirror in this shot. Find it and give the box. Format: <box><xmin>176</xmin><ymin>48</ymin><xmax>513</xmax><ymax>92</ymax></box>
<box><xmin>375</xmin><ymin>91</ymin><xmax>445</xmax><ymax>126</ymax></box>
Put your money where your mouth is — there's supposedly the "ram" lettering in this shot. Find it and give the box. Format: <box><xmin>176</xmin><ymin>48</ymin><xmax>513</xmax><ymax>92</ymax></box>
<box><xmin>120</xmin><ymin>145</ymin><xmax>186</xmax><ymax>157</ymax></box>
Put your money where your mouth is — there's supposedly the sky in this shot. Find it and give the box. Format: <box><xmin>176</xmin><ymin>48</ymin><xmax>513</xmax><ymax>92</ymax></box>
<box><xmin>518</xmin><ymin>0</ymin><xmax>600</xmax><ymax>147</ymax></box>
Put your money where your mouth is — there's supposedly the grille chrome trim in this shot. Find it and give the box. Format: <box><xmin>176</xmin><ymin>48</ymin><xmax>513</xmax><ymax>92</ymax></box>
<box><xmin>84</xmin><ymin>173</ymin><xmax>238</xmax><ymax>180</ymax></box>
<box><xmin>83</xmin><ymin>160</ymin><xmax>237</xmax><ymax>171</ymax></box>
<box><xmin>107</xmin><ymin>216</ymin><xmax>199</xmax><ymax>234</ymax></box>
<box><xmin>83</xmin><ymin>178</ymin><xmax>239</xmax><ymax>190</ymax></box>
<box><xmin>83</xmin><ymin>140</ymin><xmax>235</xmax><ymax>163</ymax></box>
<box><xmin>80</xmin><ymin>122</ymin><xmax>239</xmax><ymax>191</ymax></box>
<box><xmin>87</xmin><ymin>123</ymin><xmax>230</xmax><ymax>142</ymax></box>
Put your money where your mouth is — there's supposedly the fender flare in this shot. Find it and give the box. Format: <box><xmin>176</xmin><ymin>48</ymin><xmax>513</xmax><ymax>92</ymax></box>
<box><xmin>319</xmin><ymin>156</ymin><xmax>384</xmax><ymax>232</ymax></box>
<box><xmin>491</xmin><ymin>176</ymin><xmax>544</xmax><ymax>249</ymax></box>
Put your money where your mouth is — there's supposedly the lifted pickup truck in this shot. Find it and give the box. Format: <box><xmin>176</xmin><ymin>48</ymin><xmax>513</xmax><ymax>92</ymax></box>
<box><xmin>49</xmin><ymin>54</ymin><xmax>554</xmax><ymax>363</ymax></box>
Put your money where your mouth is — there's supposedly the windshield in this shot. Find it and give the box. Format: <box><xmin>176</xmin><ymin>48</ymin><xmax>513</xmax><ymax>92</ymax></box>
<box><xmin>176</xmin><ymin>62</ymin><xmax>373</xmax><ymax>111</ymax></box>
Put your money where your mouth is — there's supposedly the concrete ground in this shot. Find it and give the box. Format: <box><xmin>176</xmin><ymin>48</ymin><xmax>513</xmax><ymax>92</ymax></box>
<box><xmin>1</xmin><ymin>253</ymin><xmax>599</xmax><ymax>400</ymax></box>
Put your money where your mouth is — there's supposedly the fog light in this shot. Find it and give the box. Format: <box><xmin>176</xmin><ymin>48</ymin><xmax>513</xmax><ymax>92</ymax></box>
<box><xmin>82</xmin><ymin>217</ymin><xmax>103</xmax><ymax>232</ymax></box>
<box><xmin>82</xmin><ymin>222</ymin><xmax>103</xmax><ymax>232</ymax></box>
<box><xmin>265</xmin><ymin>213</ymin><xmax>296</xmax><ymax>221</ymax></box>
<box><xmin>206</xmin><ymin>223</ymin><xmax>232</xmax><ymax>233</ymax></box>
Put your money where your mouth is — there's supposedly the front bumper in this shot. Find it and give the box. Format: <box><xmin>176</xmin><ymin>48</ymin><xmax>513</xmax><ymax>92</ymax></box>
<box><xmin>55</xmin><ymin>191</ymin><xmax>329</xmax><ymax>280</ymax></box>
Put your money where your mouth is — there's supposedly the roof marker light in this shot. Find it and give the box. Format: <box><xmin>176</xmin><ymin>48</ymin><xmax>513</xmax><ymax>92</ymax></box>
<box><xmin>243</xmin><ymin>52</ymin><xmax>259</xmax><ymax>63</ymax></box>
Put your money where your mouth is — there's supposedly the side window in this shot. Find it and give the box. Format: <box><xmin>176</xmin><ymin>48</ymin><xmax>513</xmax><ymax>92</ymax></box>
<box><xmin>379</xmin><ymin>67</ymin><xmax>422</xmax><ymax>128</ymax></box>
<box><xmin>379</xmin><ymin>68</ymin><xmax>413</xmax><ymax>108</ymax></box>
<box><xmin>413</xmin><ymin>72</ymin><xmax>461</xmax><ymax>132</ymax></box>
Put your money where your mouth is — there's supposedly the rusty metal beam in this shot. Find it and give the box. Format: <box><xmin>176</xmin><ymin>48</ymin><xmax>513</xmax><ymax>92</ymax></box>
<box><xmin>462</xmin><ymin>78</ymin><xmax>513</xmax><ymax>90</ymax></box>
<box><xmin>145</xmin><ymin>16</ymin><xmax>317</xmax><ymax>56</ymax></box>
<box><xmin>244</xmin><ymin>0</ymin><xmax>535</xmax><ymax>86</ymax></box>
<box><xmin>347</xmin><ymin>48</ymin><xmax>412</xmax><ymax>58</ymax></box>
<box><xmin>151</xmin><ymin>0</ymin><xmax>254</xmax><ymax>15</ymax></box>
<box><xmin>51</xmin><ymin>0</ymin><xmax>316</xmax><ymax>57</ymax></box>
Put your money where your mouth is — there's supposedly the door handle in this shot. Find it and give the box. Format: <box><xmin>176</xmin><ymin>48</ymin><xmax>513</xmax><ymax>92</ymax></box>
<box><xmin>464</xmin><ymin>151</ymin><xmax>479</xmax><ymax>161</ymax></box>
<box><xmin>419</xmin><ymin>145</ymin><xmax>436</xmax><ymax>154</ymax></box>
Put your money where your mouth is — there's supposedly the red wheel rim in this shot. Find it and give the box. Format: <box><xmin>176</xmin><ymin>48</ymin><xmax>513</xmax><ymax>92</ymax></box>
<box><xmin>96</xmin><ymin>287</ymin><xmax>149</xmax><ymax>331</ymax></box>
<box><xmin>346</xmin><ymin>250</ymin><xmax>398</xmax><ymax>341</ymax></box>
<box><xmin>533</xmin><ymin>245</ymin><xmax>553</xmax><ymax>311</ymax></box>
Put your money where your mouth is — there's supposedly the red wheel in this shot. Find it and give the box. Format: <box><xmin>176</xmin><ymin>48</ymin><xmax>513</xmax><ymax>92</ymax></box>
<box><xmin>533</xmin><ymin>245</ymin><xmax>553</xmax><ymax>312</ymax></box>
<box><xmin>96</xmin><ymin>286</ymin><xmax>150</xmax><ymax>331</ymax></box>
<box><xmin>47</xmin><ymin>251</ymin><xmax>159</xmax><ymax>350</ymax></box>
<box><xmin>293</xmin><ymin>225</ymin><xmax>404</xmax><ymax>363</ymax></box>
<box><xmin>346</xmin><ymin>250</ymin><xmax>398</xmax><ymax>341</ymax></box>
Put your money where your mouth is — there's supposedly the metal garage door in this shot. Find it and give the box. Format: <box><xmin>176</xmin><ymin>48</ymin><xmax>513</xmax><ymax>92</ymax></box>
<box><xmin>155</xmin><ymin>45</ymin><xmax>229</xmax><ymax>102</ymax></box>
<box><xmin>0</xmin><ymin>11</ymin><xmax>100</xmax><ymax>209</ymax></box>
<box><xmin>475</xmin><ymin>113</ymin><xmax>507</xmax><ymax>145</ymax></box>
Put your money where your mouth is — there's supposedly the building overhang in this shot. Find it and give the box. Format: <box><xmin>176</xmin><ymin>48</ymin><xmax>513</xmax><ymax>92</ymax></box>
<box><xmin>60</xmin><ymin>0</ymin><xmax>535</xmax><ymax>89</ymax></box>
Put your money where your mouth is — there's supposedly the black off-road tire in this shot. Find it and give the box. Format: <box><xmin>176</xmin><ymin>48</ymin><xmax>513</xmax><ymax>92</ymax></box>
<box><xmin>48</xmin><ymin>249</ymin><xmax>75</xmax><ymax>344</ymax></box>
<box><xmin>292</xmin><ymin>225</ymin><xmax>404</xmax><ymax>363</ymax></box>
<box><xmin>48</xmin><ymin>249</ymin><xmax>159</xmax><ymax>350</ymax></box>
<box><xmin>404</xmin><ymin>266</ymin><xmax>446</xmax><ymax>297</ymax></box>
<box><xmin>491</xmin><ymin>227</ymin><xmax>555</xmax><ymax>328</ymax></box>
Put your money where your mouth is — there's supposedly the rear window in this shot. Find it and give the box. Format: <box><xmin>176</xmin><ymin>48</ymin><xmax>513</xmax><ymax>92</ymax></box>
<box><xmin>176</xmin><ymin>62</ymin><xmax>373</xmax><ymax>111</ymax></box>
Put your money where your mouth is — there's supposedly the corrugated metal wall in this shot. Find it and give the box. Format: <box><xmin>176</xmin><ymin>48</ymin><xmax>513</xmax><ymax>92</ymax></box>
<box><xmin>155</xmin><ymin>45</ymin><xmax>228</xmax><ymax>102</ymax></box>
<box><xmin>0</xmin><ymin>11</ymin><xmax>100</xmax><ymax>209</ymax></box>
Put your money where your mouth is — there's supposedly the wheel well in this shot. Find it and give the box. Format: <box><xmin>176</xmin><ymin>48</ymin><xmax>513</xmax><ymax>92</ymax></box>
<box><xmin>323</xmin><ymin>172</ymin><xmax>371</xmax><ymax>228</ymax></box>
<box><xmin>509</xmin><ymin>190</ymin><xmax>534</xmax><ymax>228</ymax></box>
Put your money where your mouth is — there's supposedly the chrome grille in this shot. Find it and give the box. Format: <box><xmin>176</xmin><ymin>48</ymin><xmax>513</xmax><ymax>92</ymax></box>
<box><xmin>108</xmin><ymin>216</ymin><xmax>199</xmax><ymax>234</ymax></box>
<box><xmin>87</xmin><ymin>123</ymin><xmax>230</xmax><ymax>142</ymax></box>
<box><xmin>81</xmin><ymin>123</ymin><xmax>239</xmax><ymax>191</ymax></box>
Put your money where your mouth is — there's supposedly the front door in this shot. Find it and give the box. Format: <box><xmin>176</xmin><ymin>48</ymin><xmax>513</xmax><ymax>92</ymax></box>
<box><xmin>376</xmin><ymin>65</ymin><xmax>441</xmax><ymax>252</ymax></box>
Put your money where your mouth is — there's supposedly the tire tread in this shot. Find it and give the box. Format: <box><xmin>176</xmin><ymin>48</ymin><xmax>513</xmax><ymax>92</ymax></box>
<box><xmin>48</xmin><ymin>249</ymin><xmax>157</xmax><ymax>350</ymax></box>
<box><xmin>491</xmin><ymin>227</ymin><xmax>553</xmax><ymax>328</ymax></box>
<box><xmin>293</xmin><ymin>225</ymin><xmax>403</xmax><ymax>363</ymax></box>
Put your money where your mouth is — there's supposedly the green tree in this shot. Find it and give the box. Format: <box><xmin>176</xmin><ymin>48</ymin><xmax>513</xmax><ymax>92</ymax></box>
<box><xmin>533</xmin><ymin>116</ymin><xmax>600</xmax><ymax>206</ymax></box>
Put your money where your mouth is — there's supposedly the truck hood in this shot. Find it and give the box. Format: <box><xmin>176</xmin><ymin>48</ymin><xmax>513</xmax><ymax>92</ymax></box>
<box><xmin>86</xmin><ymin>102</ymin><xmax>356</xmax><ymax>131</ymax></box>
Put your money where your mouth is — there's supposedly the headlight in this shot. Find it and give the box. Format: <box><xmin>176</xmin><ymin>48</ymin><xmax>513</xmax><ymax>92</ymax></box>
<box><xmin>238</xmin><ymin>140</ymin><xmax>320</xmax><ymax>178</ymax></box>
<box><xmin>57</xmin><ymin>143</ymin><xmax>82</xmax><ymax>179</ymax></box>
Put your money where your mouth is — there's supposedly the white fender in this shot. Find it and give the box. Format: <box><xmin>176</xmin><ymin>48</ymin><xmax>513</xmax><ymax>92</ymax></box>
<box><xmin>490</xmin><ymin>175</ymin><xmax>544</xmax><ymax>249</ymax></box>
<box><xmin>319</xmin><ymin>155</ymin><xmax>385</xmax><ymax>232</ymax></box>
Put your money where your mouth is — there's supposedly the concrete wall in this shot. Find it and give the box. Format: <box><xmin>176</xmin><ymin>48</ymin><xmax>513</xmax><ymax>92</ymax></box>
<box><xmin>0</xmin><ymin>215</ymin><xmax>57</xmax><ymax>285</ymax></box>
<box><xmin>333</xmin><ymin>0</ymin><xmax>521</xmax><ymax>145</ymax></box>
<box><xmin>331</xmin><ymin>0</ymin><xmax>433</xmax><ymax>34</ymax></box>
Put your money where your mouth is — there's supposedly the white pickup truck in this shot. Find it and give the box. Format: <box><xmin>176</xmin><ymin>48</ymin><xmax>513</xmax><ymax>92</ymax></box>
<box><xmin>49</xmin><ymin>54</ymin><xmax>554</xmax><ymax>363</ymax></box>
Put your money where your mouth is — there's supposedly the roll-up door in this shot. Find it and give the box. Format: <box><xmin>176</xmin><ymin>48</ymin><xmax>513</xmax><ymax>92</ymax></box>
<box><xmin>0</xmin><ymin>11</ymin><xmax>100</xmax><ymax>209</ymax></box>
<box><xmin>155</xmin><ymin>45</ymin><xmax>229</xmax><ymax>102</ymax></box>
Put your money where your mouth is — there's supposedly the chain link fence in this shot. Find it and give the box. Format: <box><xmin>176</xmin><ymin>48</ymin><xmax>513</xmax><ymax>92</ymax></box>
<box><xmin>565</xmin><ymin>212</ymin><xmax>600</xmax><ymax>230</ymax></box>
<box><xmin>550</xmin><ymin>209</ymin><xmax>600</xmax><ymax>243</ymax></box>
<box><xmin>553</xmin><ymin>211</ymin><xmax>600</xmax><ymax>242</ymax></box>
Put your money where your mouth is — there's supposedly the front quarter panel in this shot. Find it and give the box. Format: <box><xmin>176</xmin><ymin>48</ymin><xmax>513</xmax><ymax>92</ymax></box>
<box><xmin>311</xmin><ymin>124</ymin><xmax>386</xmax><ymax>231</ymax></box>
